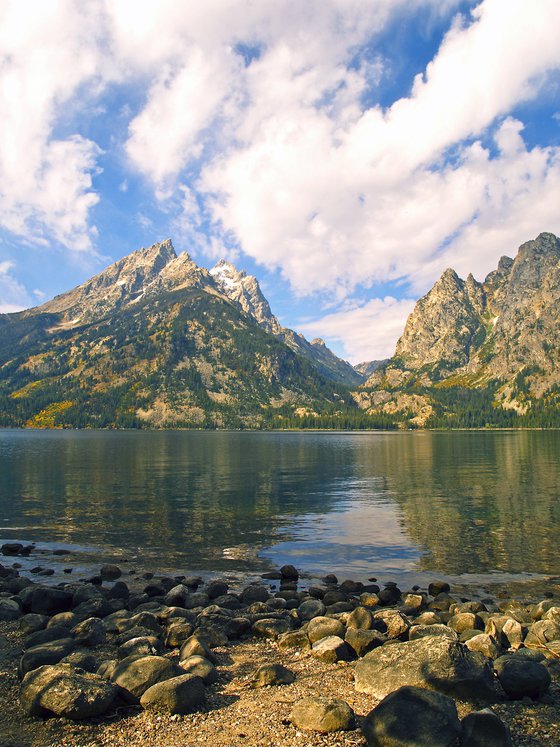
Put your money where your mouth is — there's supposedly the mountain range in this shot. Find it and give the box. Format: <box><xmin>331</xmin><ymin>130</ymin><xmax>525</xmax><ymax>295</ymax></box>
<box><xmin>0</xmin><ymin>241</ymin><xmax>364</xmax><ymax>428</ymax></box>
<box><xmin>1</xmin><ymin>232</ymin><xmax>559</xmax><ymax>429</ymax></box>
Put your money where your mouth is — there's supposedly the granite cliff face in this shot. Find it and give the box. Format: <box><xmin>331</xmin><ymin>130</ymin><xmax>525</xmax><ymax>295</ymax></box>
<box><xmin>358</xmin><ymin>232</ymin><xmax>560</xmax><ymax>425</ymax></box>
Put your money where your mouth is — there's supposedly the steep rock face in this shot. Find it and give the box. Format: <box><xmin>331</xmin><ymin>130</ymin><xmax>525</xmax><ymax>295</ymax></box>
<box><xmin>360</xmin><ymin>232</ymin><xmax>560</xmax><ymax>423</ymax></box>
<box><xmin>390</xmin><ymin>232</ymin><xmax>560</xmax><ymax>382</ymax></box>
<box><xmin>35</xmin><ymin>240</ymin><xmax>178</xmax><ymax>325</ymax></box>
<box><xmin>395</xmin><ymin>269</ymin><xmax>485</xmax><ymax>371</ymax></box>
<box><xmin>209</xmin><ymin>260</ymin><xmax>281</xmax><ymax>334</ymax></box>
<box><xmin>485</xmin><ymin>233</ymin><xmax>560</xmax><ymax>383</ymax></box>
<box><xmin>210</xmin><ymin>261</ymin><xmax>362</xmax><ymax>386</ymax></box>
<box><xmin>354</xmin><ymin>360</ymin><xmax>389</xmax><ymax>378</ymax></box>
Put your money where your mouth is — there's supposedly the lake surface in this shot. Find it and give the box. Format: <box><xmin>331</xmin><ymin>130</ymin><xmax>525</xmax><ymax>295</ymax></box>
<box><xmin>0</xmin><ymin>429</ymin><xmax>559</xmax><ymax>586</ymax></box>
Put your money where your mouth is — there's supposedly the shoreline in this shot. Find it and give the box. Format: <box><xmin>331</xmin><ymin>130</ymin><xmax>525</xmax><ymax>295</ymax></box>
<box><xmin>2</xmin><ymin>539</ymin><xmax>559</xmax><ymax>602</ymax></box>
<box><xmin>1</xmin><ymin>545</ymin><xmax>560</xmax><ymax>745</ymax></box>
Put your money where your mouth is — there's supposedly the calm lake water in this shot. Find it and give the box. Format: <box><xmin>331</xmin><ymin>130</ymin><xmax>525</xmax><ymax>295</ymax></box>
<box><xmin>0</xmin><ymin>429</ymin><xmax>559</xmax><ymax>585</ymax></box>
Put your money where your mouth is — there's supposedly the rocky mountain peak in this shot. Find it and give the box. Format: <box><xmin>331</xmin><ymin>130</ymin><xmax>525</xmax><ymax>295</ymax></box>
<box><xmin>437</xmin><ymin>267</ymin><xmax>462</xmax><ymax>289</ymax></box>
<box><xmin>210</xmin><ymin>259</ymin><xmax>281</xmax><ymax>334</ymax></box>
<box><xmin>36</xmin><ymin>240</ymin><xmax>178</xmax><ymax>324</ymax></box>
<box><xmin>208</xmin><ymin>259</ymin><xmax>361</xmax><ymax>385</ymax></box>
<box><xmin>395</xmin><ymin>265</ymin><xmax>482</xmax><ymax>369</ymax></box>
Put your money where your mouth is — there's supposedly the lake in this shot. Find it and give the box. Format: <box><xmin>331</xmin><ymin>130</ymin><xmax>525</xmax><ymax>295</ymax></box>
<box><xmin>0</xmin><ymin>429</ymin><xmax>559</xmax><ymax>586</ymax></box>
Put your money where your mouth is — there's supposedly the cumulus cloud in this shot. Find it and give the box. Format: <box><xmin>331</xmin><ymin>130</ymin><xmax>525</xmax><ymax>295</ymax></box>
<box><xmin>197</xmin><ymin>0</ymin><xmax>560</xmax><ymax>297</ymax></box>
<box><xmin>1</xmin><ymin>0</ymin><xmax>560</xmax><ymax>364</ymax></box>
<box><xmin>0</xmin><ymin>0</ymin><xmax>106</xmax><ymax>251</ymax></box>
<box><xmin>299</xmin><ymin>297</ymin><xmax>417</xmax><ymax>363</ymax></box>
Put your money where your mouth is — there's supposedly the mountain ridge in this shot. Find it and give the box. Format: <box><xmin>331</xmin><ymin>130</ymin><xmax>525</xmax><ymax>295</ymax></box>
<box><xmin>2</xmin><ymin>232</ymin><xmax>560</xmax><ymax>430</ymax></box>
<box><xmin>357</xmin><ymin>231</ymin><xmax>560</xmax><ymax>426</ymax></box>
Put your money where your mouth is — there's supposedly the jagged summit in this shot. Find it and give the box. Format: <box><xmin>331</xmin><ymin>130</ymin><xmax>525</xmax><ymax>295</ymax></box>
<box><xmin>0</xmin><ymin>238</ymin><xmax>366</xmax><ymax>428</ymax></box>
<box><xmin>209</xmin><ymin>259</ymin><xmax>362</xmax><ymax>385</ymax></box>
<box><xmin>361</xmin><ymin>232</ymin><xmax>560</xmax><ymax>422</ymax></box>
<box><xmin>210</xmin><ymin>259</ymin><xmax>281</xmax><ymax>334</ymax></box>
<box><xmin>35</xmin><ymin>240</ymin><xmax>178</xmax><ymax>324</ymax></box>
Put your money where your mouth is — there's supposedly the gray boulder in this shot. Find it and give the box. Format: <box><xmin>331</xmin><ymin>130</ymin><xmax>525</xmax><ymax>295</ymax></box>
<box><xmin>0</xmin><ymin>598</ymin><xmax>22</xmax><ymax>621</ymax></box>
<box><xmin>345</xmin><ymin>628</ymin><xmax>386</xmax><ymax>657</ymax></box>
<box><xmin>311</xmin><ymin>635</ymin><xmax>351</xmax><ymax>663</ymax></box>
<box><xmin>461</xmin><ymin>709</ymin><xmax>513</xmax><ymax>746</ymax></box>
<box><xmin>19</xmin><ymin>639</ymin><xmax>75</xmax><ymax>677</ymax></box>
<box><xmin>179</xmin><ymin>635</ymin><xmax>217</xmax><ymax>664</ymax></box>
<box><xmin>20</xmin><ymin>664</ymin><xmax>116</xmax><ymax>719</ymax></box>
<box><xmin>524</xmin><ymin>619</ymin><xmax>560</xmax><ymax>648</ymax></box>
<box><xmin>354</xmin><ymin>636</ymin><xmax>495</xmax><ymax>702</ymax></box>
<box><xmin>373</xmin><ymin>610</ymin><xmax>410</xmax><ymax>639</ymax></box>
<box><xmin>139</xmin><ymin>673</ymin><xmax>205</xmax><ymax>714</ymax></box>
<box><xmin>118</xmin><ymin>635</ymin><xmax>163</xmax><ymax>660</ymax></box>
<box><xmin>494</xmin><ymin>656</ymin><xmax>551</xmax><ymax>699</ymax></box>
<box><xmin>346</xmin><ymin>606</ymin><xmax>373</xmax><ymax>630</ymax></box>
<box><xmin>163</xmin><ymin>584</ymin><xmax>191</xmax><ymax>607</ymax></box>
<box><xmin>116</xmin><ymin>611</ymin><xmax>162</xmax><ymax>635</ymax></box>
<box><xmin>298</xmin><ymin>598</ymin><xmax>326</xmax><ymax>621</ymax></box>
<box><xmin>307</xmin><ymin>616</ymin><xmax>345</xmax><ymax>644</ymax></box>
<box><xmin>29</xmin><ymin>587</ymin><xmax>73</xmax><ymax>616</ymax></box>
<box><xmin>165</xmin><ymin>621</ymin><xmax>194</xmax><ymax>647</ymax></box>
<box><xmin>71</xmin><ymin>617</ymin><xmax>106</xmax><ymax>647</ymax></box>
<box><xmin>252</xmin><ymin>617</ymin><xmax>291</xmax><ymax>639</ymax></box>
<box><xmin>278</xmin><ymin>629</ymin><xmax>311</xmax><ymax>651</ymax></box>
<box><xmin>290</xmin><ymin>697</ymin><xmax>355</xmax><ymax>733</ymax></box>
<box><xmin>361</xmin><ymin>686</ymin><xmax>461</xmax><ymax>747</ymax></box>
<box><xmin>25</xmin><ymin>624</ymin><xmax>72</xmax><ymax>649</ymax></box>
<box><xmin>72</xmin><ymin>584</ymin><xmax>103</xmax><ymax>608</ymax></box>
<box><xmin>241</xmin><ymin>585</ymin><xmax>270</xmax><ymax>604</ymax></box>
<box><xmin>111</xmin><ymin>655</ymin><xmax>178</xmax><ymax>703</ymax></box>
<box><xmin>465</xmin><ymin>633</ymin><xmax>502</xmax><ymax>660</ymax></box>
<box><xmin>409</xmin><ymin>624</ymin><xmax>458</xmax><ymax>642</ymax></box>
<box><xmin>20</xmin><ymin>613</ymin><xmax>48</xmax><ymax>634</ymax></box>
<box><xmin>179</xmin><ymin>655</ymin><xmax>218</xmax><ymax>684</ymax></box>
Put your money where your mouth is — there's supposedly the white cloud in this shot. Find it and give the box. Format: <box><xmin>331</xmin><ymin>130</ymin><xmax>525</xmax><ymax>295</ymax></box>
<box><xmin>196</xmin><ymin>0</ymin><xmax>560</xmax><ymax>298</ymax></box>
<box><xmin>0</xmin><ymin>260</ymin><xmax>30</xmax><ymax>313</ymax></box>
<box><xmin>300</xmin><ymin>297</ymin><xmax>417</xmax><ymax>363</ymax></box>
<box><xmin>1</xmin><ymin>0</ymin><xmax>560</xmax><ymax>370</ymax></box>
<box><xmin>0</xmin><ymin>0</ymin><xmax>106</xmax><ymax>251</ymax></box>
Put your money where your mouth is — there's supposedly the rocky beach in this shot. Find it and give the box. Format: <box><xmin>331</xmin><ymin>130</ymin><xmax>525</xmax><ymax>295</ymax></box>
<box><xmin>0</xmin><ymin>543</ymin><xmax>559</xmax><ymax>746</ymax></box>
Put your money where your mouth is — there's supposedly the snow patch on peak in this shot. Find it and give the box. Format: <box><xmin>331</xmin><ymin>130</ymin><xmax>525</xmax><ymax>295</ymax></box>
<box><xmin>210</xmin><ymin>259</ymin><xmax>245</xmax><ymax>289</ymax></box>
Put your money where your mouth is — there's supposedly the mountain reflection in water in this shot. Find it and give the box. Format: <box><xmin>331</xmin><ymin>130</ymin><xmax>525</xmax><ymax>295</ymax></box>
<box><xmin>0</xmin><ymin>430</ymin><xmax>558</xmax><ymax>581</ymax></box>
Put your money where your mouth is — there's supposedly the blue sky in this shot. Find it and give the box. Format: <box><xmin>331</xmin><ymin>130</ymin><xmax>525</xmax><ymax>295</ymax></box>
<box><xmin>1</xmin><ymin>0</ymin><xmax>559</xmax><ymax>363</ymax></box>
